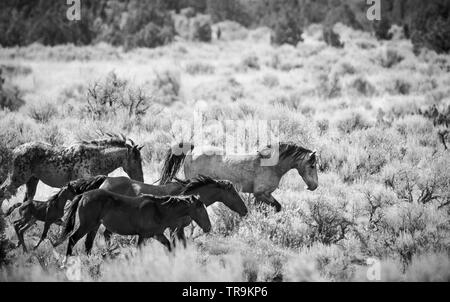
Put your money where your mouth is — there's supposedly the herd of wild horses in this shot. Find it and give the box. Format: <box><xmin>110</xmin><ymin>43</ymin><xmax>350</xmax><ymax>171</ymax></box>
<box><xmin>0</xmin><ymin>134</ymin><xmax>318</xmax><ymax>256</ymax></box>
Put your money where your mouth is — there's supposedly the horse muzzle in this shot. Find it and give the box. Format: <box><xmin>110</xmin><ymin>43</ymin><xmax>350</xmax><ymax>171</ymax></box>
<box><xmin>305</xmin><ymin>184</ymin><xmax>318</xmax><ymax>191</ymax></box>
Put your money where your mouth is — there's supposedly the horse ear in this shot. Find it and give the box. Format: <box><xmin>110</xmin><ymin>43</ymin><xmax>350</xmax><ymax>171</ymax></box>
<box><xmin>309</xmin><ymin>151</ymin><xmax>317</xmax><ymax>163</ymax></box>
<box><xmin>137</xmin><ymin>145</ymin><xmax>144</xmax><ymax>151</ymax></box>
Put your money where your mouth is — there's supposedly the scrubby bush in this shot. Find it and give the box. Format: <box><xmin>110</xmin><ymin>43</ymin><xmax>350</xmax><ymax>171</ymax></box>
<box><xmin>372</xmin><ymin>18</ymin><xmax>393</xmax><ymax>41</ymax></box>
<box><xmin>185</xmin><ymin>62</ymin><xmax>215</xmax><ymax>75</ymax></box>
<box><xmin>323</xmin><ymin>27</ymin><xmax>344</xmax><ymax>48</ymax></box>
<box><xmin>240</xmin><ymin>53</ymin><xmax>260</xmax><ymax>71</ymax></box>
<box><xmin>27</xmin><ymin>102</ymin><xmax>59</xmax><ymax>124</ymax></box>
<box><xmin>0</xmin><ymin>69</ymin><xmax>25</xmax><ymax>111</ymax></box>
<box><xmin>410</xmin><ymin>3</ymin><xmax>450</xmax><ymax>54</ymax></box>
<box><xmin>261</xmin><ymin>74</ymin><xmax>280</xmax><ymax>88</ymax></box>
<box><xmin>345</xmin><ymin>76</ymin><xmax>376</xmax><ymax>97</ymax></box>
<box><xmin>336</xmin><ymin>112</ymin><xmax>372</xmax><ymax>134</ymax></box>
<box><xmin>378</xmin><ymin>48</ymin><xmax>404</xmax><ymax>68</ymax></box>
<box><xmin>387</xmin><ymin>78</ymin><xmax>412</xmax><ymax>95</ymax></box>
<box><xmin>271</xmin><ymin>13</ymin><xmax>304</xmax><ymax>46</ymax></box>
<box><xmin>299</xmin><ymin>196</ymin><xmax>353</xmax><ymax>245</ymax></box>
<box><xmin>86</xmin><ymin>71</ymin><xmax>152</xmax><ymax>120</ymax></box>
<box><xmin>190</xmin><ymin>14</ymin><xmax>212</xmax><ymax>42</ymax></box>
<box><xmin>153</xmin><ymin>69</ymin><xmax>181</xmax><ymax>105</ymax></box>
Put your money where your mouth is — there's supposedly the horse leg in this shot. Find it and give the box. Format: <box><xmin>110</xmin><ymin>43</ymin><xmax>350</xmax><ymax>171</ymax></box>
<box><xmin>23</xmin><ymin>176</ymin><xmax>39</xmax><ymax>203</ymax></box>
<box><xmin>254</xmin><ymin>192</ymin><xmax>282</xmax><ymax>212</ymax></box>
<box><xmin>66</xmin><ymin>227</ymin><xmax>89</xmax><ymax>257</ymax></box>
<box><xmin>84</xmin><ymin>225</ymin><xmax>100</xmax><ymax>255</ymax></box>
<box><xmin>171</xmin><ymin>227</ymin><xmax>186</xmax><ymax>248</ymax></box>
<box><xmin>154</xmin><ymin>234</ymin><xmax>172</xmax><ymax>252</ymax></box>
<box><xmin>13</xmin><ymin>218</ymin><xmax>26</xmax><ymax>248</ymax></box>
<box><xmin>103</xmin><ymin>229</ymin><xmax>113</xmax><ymax>249</ymax></box>
<box><xmin>34</xmin><ymin>220</ymin><xmax>52</xmax><ymax>250</ymax></box>
<box><xmin>17</xmin><ymin>218</ymin><xmax>36</xmax><ymax>253</ymax></box>
<box><xmin>137</xmin><ymin>235</ymin><xmax>148</xmax><ymax>248</ymax></box>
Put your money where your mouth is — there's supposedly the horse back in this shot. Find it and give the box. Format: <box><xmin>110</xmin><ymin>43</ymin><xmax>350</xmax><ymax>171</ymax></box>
<box><xmin>185</xmin><ymin>151</ymin><xmax>258</xmax><ymax>192</ymax></box>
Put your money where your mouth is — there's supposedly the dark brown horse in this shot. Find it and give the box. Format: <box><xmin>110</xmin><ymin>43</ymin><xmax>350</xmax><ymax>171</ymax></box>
<box><xmin>5</xmin><ymin>175</ymin><xmax>107</xmax><ymax>252</ymax></box>
<box><xmin>97</xmin><ymin>175</ymin><xmax>247</xmax><ymax>247</ymax></box>
<box><xmin>53</xmin><ymin>189</ymin><xmax>211</xmax><ymax>256</ymax></box>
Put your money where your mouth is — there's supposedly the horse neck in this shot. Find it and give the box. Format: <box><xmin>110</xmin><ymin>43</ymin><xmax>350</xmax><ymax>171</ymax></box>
<box><xmin>273</xmin><ymin>155</ymin><xmax>299</xmax><ymax>177</ymax></box>
<box><xmin>56</xmin><ymin>191</ymin><xmax>74</xmax><ymax>209</ymax></box>
<box><xmin>162</xmin><ymin>201</ymin><xmax>191</xmax><ymax>220</ymax></box>
<box><xmin>185</xmin><ymin>185</ymin><xmax>216</xmax><ymax>207</ymax></box>
<box><xmin>96</xmin><ymin>147</ymin><xmax>128</xmax><ymax>174</ymax></box>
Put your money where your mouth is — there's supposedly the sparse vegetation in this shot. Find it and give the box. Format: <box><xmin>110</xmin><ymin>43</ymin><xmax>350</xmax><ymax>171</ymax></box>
<box><xmin>0</xmin><ymin>12</ymin><xmax>449</xmax><ymax>282</ymax></box>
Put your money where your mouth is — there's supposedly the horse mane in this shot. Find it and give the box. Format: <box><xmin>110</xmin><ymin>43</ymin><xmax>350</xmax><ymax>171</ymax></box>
<box><xmin>69</xmin><ymin>175</ymin><xmax>108</xmax><ymax>194</ymax></box>
<box><xmin>259</xmin><ymin>142</ymin><xmax>312</xmax><ymax>161</ymax></box>
<box><xmin>46</xmin><ymin>175</ymin><xmax>107</xmax><ymax>208</ymax></box>
<box><xmin>78</xmin><ymin>132</ymin><xmax>137</xmax><ymax>149</ymax></box>
<box><xmin>180</xmin><ymin>175</ymin><xmax>234</xmax><ymax>195</ymax></box>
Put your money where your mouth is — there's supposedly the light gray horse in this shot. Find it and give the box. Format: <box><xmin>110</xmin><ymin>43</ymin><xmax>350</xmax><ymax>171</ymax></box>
<box><xmin>160</xmin><ymin>142</ymin><xmax>318</xmax><ymax>212</ymax></box>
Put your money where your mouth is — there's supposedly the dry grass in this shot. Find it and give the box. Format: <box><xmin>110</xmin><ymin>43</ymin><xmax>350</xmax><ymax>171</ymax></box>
<box><xmin>1</xmin><ymin>24</ymin><xmax>449</xmax><ymax>282</ymax></box>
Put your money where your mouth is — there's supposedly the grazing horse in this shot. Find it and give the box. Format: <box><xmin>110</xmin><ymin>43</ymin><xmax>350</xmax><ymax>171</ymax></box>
<box><xmin>0</xmin><ymin>134</ymin><xmax>144</xmax><ymax>208</ymax></box>
<box><xmin>53</xmin><ymin>190</ymin><xmax>211</xmax><ymax>256</ymax></box>
<box><xmin>159</xmin><ymin>142</ymin><xmax>319</xmax><ymax>212</ymax></box>
<box><xmin>96</xmin><ymin>175</ymin><xmax>247</xmax><ymax>248</ymax></box>
<box><xmin>5</xmin><ymin>175</ymin><xmax>107</xmax><ymax>252</ymax></box>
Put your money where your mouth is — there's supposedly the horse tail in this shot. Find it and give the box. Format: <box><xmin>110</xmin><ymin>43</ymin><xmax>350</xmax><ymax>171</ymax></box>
<box><xmin>69</xmin><ymin>175</ymin><xmax>108</xmax><ymax>194</ymax></box>
<box><xmin>160</xmin><ymin>142</ymin><xmax>194</xmax><ymax>185</ymax></box>
<box><xmin>52</xmin><ymin>195</ymin><xmax>82</xmax><ymax>247</ymax></box>
<box><xmin>5</xmin><ymin>203</ymin><xmax>22</xmax><ymax>217</ymax></box>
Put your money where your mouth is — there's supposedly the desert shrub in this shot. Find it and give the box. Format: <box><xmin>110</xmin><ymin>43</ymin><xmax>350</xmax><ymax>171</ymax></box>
<box><xmin>271</xmin><ymin>16</ymin><xmax>303</xmax><ymax>46</ymax></box>
<box><xmin>101</xmin><ymin>243</ymin><xmax>244</xmax><ymax>281</ymax></box>
<box><xmin>190</xmin><ymin>14</ymin><xmax>212</xmax><ymax>42</ymax></box>
<box><xmin>237</xmin><ymin>205</ymin><xmax>307</xmax><ymax>249</ymax></box>
<box><xmin>323</xmin><ymin>3</ymin><xmax>362</xmax><ymax>31</ymax></box>
<box><xmin>410</xmin><ymin>3</ymin><xmax>450</xmax><ymax>54</ymax></box>
<box><xmin>270</xmin><ymin>93</ymin><xmax>303</xmax><ymax>111</ymax></box>
<box><xmin>317</xmin><ymin>73</ymin><xmax>341</xmax><ymax>99</ymax></box>
<box><xmin>185</xmin><ymin>62</ymin><xmax>215</xmax><ymax>75</ymax></box>
<box><xmin>345</xmin><ymin>76</ymin><xmax>376</xmax><ymax>97</ymax></box>
<box><xmin>404</xmin><ymin>253</ymin><xmax>450</xmax><ymax>281</ymax></box>
<box><xmin>0</xmin><ymin>113</ymin><xmax>40</xmax><ymax>183</ymax></box>
<box><xmin>96</xmin><ymin>0</ymin><xmax>175</xmax><ymax>50</ymax></box>
<box><xmin>361</xmin><ymin>183</ymin><xmax>399</xmax><ymax>230</ymax></box>
<box><xmin>261</xmin><ymin>74</ymin><xmax>279</xmax><ymax>88</ymax></box>
<box><xmin>336</xmin><ymin>111</ymin><xmax>372</xmax><ymax>134</ymax></box>
<box><xmin>206</xmin><ymin>0</ymin><xmax>251</xmax><ymax>26</ymax></box>
<box><xmin>323</xmin><ymin>27</ymin><xmax>344</xmax><ymax>48</ymax></box>
<box><xmin>153</xmin><ymin>69</ymin><xmax>181</xmax><ymax>104</ymax></box>
<box><xmin>283</xmin><ymin>254</ymin><xmax>325</xmax><ymax>282</ymax></box>
<box><xmin>193</xmin><ymin>77</ymin><xmax>244</xmax><ymax>102</ymax></box>
<box><xmin>380</xmin><ymin>153</ymin><xmax>450</xmax><ymax>207</ymax></box>
<box><xmin>240</xmin><ymin>53</ymin><xmax>260</xmax><ymax>71</ymax></box>
<box><xmin>0</xmin><ymin>64</ymin><xmax>32</xmax><ymax>78</ymax></box>
<box><xmin>387</xmin><ymin>78</ymin><xmax>412</xmax><ymax>95</ymax></box>
<box><xmin>27</xmin><ymin>102</ymin><xmax>58</xmax><ymax>124</ymax></box>
<box><xmin>378</xmin><ymin>48</ymin><xmax>404</xmax><ymax>68</ymax></box>
<box><xmin>212</xmin><ymin>21</ymin><xmax>248</xmax><ymax>41</ymax></box>
<box><xmin>0</xmin><ymin>69</ymin><xmax>25</xmax><ymax>111</ymax></box>
<box><xmin>372</xmin><ymin>18</ymin><xmax>393</xmax><ymax>41</ymax></box>
<box><xmin>374</xmin><ymin>202</ymin><xmax>449</xmax><ymax>265</ymax></box>
<box><xmin>86</xmin><ymin>71</ymin><xmax>152</xmax><ymax>120</ymax></box>
<box><xmin>40</xmin><ymin>123</ymin><xmax>65</xmax><ymax>146</ymax></box>
<box><xmin>299</xmin><ymin>195</ymin><xmax>354</xmax><ymax>246</ymax></box>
